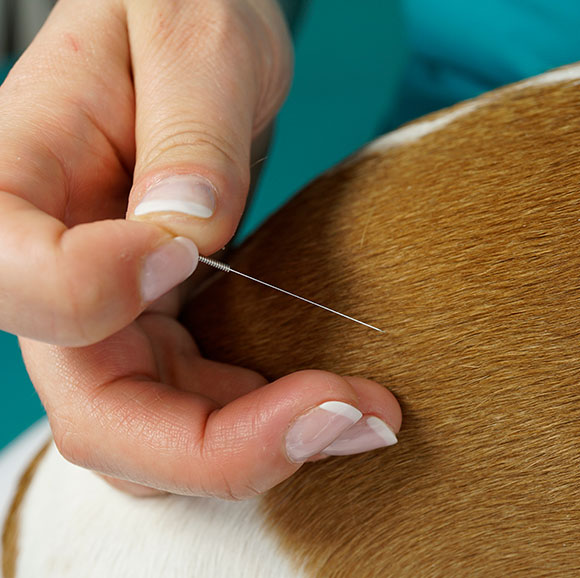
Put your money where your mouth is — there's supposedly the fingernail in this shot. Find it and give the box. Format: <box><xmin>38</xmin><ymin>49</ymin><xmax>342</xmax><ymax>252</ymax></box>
<box><xmin>285</xmin><ymin>401</ymin><xmax>362</xmax><ymax>463</ymax></box>
<box><xmin>321</xmin><ymin>416</ymin><xmax>398</xmax><ymax>456</ymax></box>
<box><xmin>141</xmin><ymin>237</ymin><xmax>199</xmax><ymax>303</ymax></box>
<box><xmin>134</xmin><ymin>175</ymin><xmax>217</xmax><ymax>219</ymax></box>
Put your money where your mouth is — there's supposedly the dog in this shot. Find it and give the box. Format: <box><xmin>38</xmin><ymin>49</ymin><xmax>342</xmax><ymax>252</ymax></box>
<box><xmin>3</xmin><ymin>63</ymin><xmax>580</xmax><ymax>577</ymax></box>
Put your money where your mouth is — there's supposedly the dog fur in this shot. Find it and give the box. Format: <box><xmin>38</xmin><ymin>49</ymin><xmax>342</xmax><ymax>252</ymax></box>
<box><xmin>3</xmin><ymin>63</ymin><xmax>580</xmax><ymax>577</ymax></box>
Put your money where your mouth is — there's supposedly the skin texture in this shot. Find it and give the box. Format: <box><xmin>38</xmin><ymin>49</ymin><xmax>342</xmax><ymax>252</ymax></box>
<box><xmin>4</xmin><ymin>0</ymin><xmax>401</xmax><ymax>499</ymax></box>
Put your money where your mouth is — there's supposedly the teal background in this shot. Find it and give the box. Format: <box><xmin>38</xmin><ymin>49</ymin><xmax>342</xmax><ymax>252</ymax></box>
<box><xmin>1</xmin><ymin>0</ymin><xmax>579</xmax><ymax>450</ymax></box>
<box><xmin>237</xmin><ymin>0</ymin><xmax>406</xmax><ymax>240</ymax></box>
<box><xmin>0</xmin><ymin>56</ymin><xmax>47</xmax><ymax>451</ymax></box>
<box><xmin>392</xmin><ymin>0</ymin><xmax>580</xmax><ymax>127</ymax></box>
<box><xmin>0</xmin><ymin>331</ymin><xmax>45</xmax><ymax>451</ymax></box>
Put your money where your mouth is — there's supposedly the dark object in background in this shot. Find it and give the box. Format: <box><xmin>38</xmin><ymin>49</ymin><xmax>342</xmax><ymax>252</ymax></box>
<box><xmin>0</xmin><ymin>0</ymin><xmax>54</xmax><ymax>63</ymax></box>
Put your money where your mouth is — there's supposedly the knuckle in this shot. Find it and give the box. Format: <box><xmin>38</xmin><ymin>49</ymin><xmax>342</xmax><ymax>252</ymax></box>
<box><xmin>216</xmin><ymin>478</ymin><xmax>241</xmax><ymax>502</ymax></box>
<box><xmin>244</xmin><ymin>5</ymin><xmax>293</xmax><ymax>133</ymax></box>
<box><xmin>215</xmin><ymin>471</ymin><xmax>261</xmax><ymax>501</ymax></box>
<box><xmin>191</xmin><ymin>421</ymin><xmax>257</xmax><ymax>501</ymax></box>
<box><xmin>52</xmin><ymin>419</ymin><xmax>90</xmax><ymax>468</ymax></box>
<box><xmin>51</xmin><ymin>272</ymin><xmax>98</xmax><ymax>346</ymax></box>
<box><xmin>197</xmin><ymin>1</ymin><xmax>291</xmax><ymax>134</ymax></box>
<box><xmin>100</xmin><ymin>475</ymin><xmax>166</xmax><ymax>497</ymax></box>
<box><xmin>148</xmin><ymin>0</ymin><xmax>252</xmax><ymax>64</ymax></box>
<box><xmin>194</xmin><ymin>433</ymin><xmax>264</xmax><ymax>501</ymax></box>
<box><xmin>51</xmin><ymin>226</ymin><xmax>126</xmax><ymax>347</ymax></box>
<box><xmin>229</xmin><ymin>480</ymin><xmax>263</xmax><ymax>501</ymax></box>
<box><xmin>146</xmin><ymin>121</ymin><xmax>234</xmax><ymax>164</ymax></box>
<box><xmin>196</xmin><ymin>2</ymin><xmax>243</xmax><ymax>49</ymax></box>
<box><xmin>142</xmin><ymin>120</ymin><xmax>250</xmax><ymax>184</ymax></box>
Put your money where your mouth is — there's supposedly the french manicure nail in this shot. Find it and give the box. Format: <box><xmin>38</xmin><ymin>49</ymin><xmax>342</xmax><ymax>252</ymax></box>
<box><xmin>141</xmin><ymin>237</ymin><xmax>199</xmax><ymax>303</ymax></box>
<box><xmin>321</xmin><ymin>416</ymin><xmax>398</xmax><ymax>456</ymax></box>
<box><xmin>134</xmin><ymin>175</ymin><xmax>217</xmax><ymax>219</ymax></box>
<box><xmin>285</xmin><ymin>401</ymin><xmax>363</xmax><ymax>463</ymax></box>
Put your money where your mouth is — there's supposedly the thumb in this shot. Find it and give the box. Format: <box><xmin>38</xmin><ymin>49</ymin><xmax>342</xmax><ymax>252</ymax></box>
<box><xmin>0</xmin><ymin>193</ymin><xmax>200</xmax><ymax>346</ymax></box>
<box><xmin>125</xmin><ymin>0</ymin><xmax>292</xmax><ymax>254</ymax></box>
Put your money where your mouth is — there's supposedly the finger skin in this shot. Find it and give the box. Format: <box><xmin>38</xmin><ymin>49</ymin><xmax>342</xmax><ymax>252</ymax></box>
<box><xmin>125</xmin><ymin>0</ymin><xmax>293</xmax><ymax>254</ymax></box>
<box><xmin>100</xmin><ymin>377</ymin><xmax>402</xmax><ymax>496</ymax></box>
<box><xmin>20</xmin><ymin>320</ymin><xmax>401</xmax><ymax>500</ymax></box>
<box><xmin>0</xmin><ymin>0</ymin><xmax>290</xmax><ymax>344</ymax></box>
<box><xmin>341</xmin><ymin>376</ymin><xmax>403</xmax><ymax>434</ymax></box>
<box><xmin>0</xmin><ymin>193</ymin><xmax>184</xmax><ymax>345</ymax></box>
<box><xmin>8</xmin><ymin>0</ymin><xmax>398</xmax><ymax>502</ymax></box>
<box><xmin>0</xmin><ymin>0</ymin><xmax>179</xmax><ymax>344</ymax></box>
<box><xmin>99</xmin><ymin>475</ymin><xmax>167</xmax><ymax>497</ymax></box>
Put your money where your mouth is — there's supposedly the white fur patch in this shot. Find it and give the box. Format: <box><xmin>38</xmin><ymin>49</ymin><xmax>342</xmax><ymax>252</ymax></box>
<box><xmin>13</xmin><ymin>442</ymin><xmax>305</xmax><ymax>578</ymax></box>
<box><xmin>0</xmin><ymin>418</ymin><xmax>52</xmax><ymax>561</ymax></box>
<box><xmin>515</xmin><ymin>62</ymin><xmax>580</xmax><ymax>89</ymax></box>
<box><xmin>361</xmin><ymin>101</ymin><xmax>482</xmax><ymax>157</ymax></box>
<box><xmin>354</xmin><ymin>62</ymin><xmax>580</xmax><ymax>161</ymax></box>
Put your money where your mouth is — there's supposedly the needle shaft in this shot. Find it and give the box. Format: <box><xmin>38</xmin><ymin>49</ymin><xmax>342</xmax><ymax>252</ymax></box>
<box><xmin>198</xmin><ymin>256</ymin><xmax>383</xmax><ymax>333</ymax></box>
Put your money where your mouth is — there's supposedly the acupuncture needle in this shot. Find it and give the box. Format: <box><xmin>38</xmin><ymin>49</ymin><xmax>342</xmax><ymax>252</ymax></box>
<box><xmin>198</xmin><ymin>255</ymin><xmax>384</xmax><ymax>333</ymax></box>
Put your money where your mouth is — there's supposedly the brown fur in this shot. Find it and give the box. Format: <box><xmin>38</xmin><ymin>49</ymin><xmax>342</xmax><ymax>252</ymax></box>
<box><xmin>2</xmin><ymin>439</ymin><xmax>51</xmax><ymax>578</ymax></box>
<box><xmin>186</xmin><ymin>71</ymin><xmax>580</xmax><ymax>576</ymax></box>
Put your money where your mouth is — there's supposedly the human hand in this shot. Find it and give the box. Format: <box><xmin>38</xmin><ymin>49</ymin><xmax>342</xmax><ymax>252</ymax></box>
<box><xmin>0</xmin><ymin>0</ymin><xmax>291</xmax><ymax>344</ymax></box>
<box><xmin>9</xmin><ymin>0</ymin><xmax>402</xmax><ymax>498</ymax></box>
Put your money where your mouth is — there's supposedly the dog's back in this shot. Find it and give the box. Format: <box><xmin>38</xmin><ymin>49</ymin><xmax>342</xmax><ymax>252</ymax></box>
<box><xmin>4</xmin><ymin>64</ymin><xmax>580</xmax><ymax>577</ymax></box>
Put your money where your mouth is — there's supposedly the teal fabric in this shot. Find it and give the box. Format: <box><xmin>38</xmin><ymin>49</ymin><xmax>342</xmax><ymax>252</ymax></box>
<box><xmin>236</xmin><ymin>0</ymin><xmax>405</xmax><ymax>240</ymax></box>
<box><xmin>392</xmin><ymin>0</ymin><xmax>580</xmax><ymax>126</ymax></box>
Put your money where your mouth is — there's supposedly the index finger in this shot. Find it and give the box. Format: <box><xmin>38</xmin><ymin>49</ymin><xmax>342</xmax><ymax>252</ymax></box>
<box><xmin>0</xmin><ymin>0</ymin><xmax>198</xmax><ymax>345</ymax></box>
